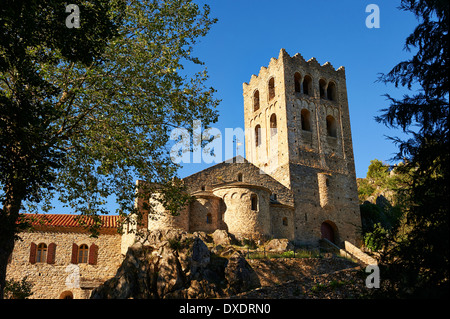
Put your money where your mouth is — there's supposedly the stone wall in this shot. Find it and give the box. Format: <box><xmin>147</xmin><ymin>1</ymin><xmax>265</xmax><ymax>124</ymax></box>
<box><xmin>183</xmin><ymin>159</ymin><xmax>294</xmax><ymax>207</ymax></box>
<box><xmin>212</xmin><ymin>183</ymin><xmax>271</xmax><ymax>239</ymax></box>
<box><xmin>6</xmin><ymin>230</ymin><xmax>123</xmax><ymax>299</ymax></box>
<box><xmin>270</xmin><ymin>204</ymin><xmax>294</xmax><ymax>240</ymax></box>
<box><xmin>188</xmin><ymin>191</ymin><xmax>224</xmax><ymax>233</ymax></box>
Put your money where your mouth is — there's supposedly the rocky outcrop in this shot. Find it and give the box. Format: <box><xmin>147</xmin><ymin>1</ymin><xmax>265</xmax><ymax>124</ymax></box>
<box><xmin>264</xmin><ymin>238</ymin><xmax>294</xmax><ymax>252</ymax></box>
<box><xmin>211</xmin><ymin>229</ymin><xmax>236</xmax><ymax>246</ymax></box>
<box><xmin>90</xmin><ymin>229</ymin><xmax>260</xmax><ymax>299</ymax></box>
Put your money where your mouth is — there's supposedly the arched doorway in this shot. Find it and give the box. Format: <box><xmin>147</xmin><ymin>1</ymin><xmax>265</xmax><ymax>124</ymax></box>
<box><xmin>321</xmin><ymin>221</ymin><xmax>336</xmax><ymax>243</ymax></box>
<box><xmin>59</xmin><ymin>291</ymin><xmax>73</xmax><ymax>299</ymax></box>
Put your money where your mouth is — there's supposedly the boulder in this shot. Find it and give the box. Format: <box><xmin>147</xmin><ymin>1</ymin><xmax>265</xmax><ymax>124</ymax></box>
<box><xmin>211</xmin><ymin>229</ymin><xmax>235</xmax><ymax>246</ymax></box>
<box><xmin>90</xmin><ymin>229</ymin><xmax>260</xmax><ymax>299</ymax></box>
<box><xmin>224</xmin><ymin>250</ymin><xmax>260</xmax><ymax>295</ymax></box>
<box><xmin>265</xmin><ymin>238</ymin><xmax>294</xmax><ymax>252</ymax></box>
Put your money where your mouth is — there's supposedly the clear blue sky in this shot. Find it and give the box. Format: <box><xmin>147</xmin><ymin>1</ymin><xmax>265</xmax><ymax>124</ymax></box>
<box><xmin>177</xmin><ymin>0</ymin><xmax>419</xmax><ymax>179</ymax></box>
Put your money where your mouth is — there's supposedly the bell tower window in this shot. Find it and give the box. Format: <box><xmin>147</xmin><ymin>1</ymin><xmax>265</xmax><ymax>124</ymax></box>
<box><xmin>301</xmin><ymin>109</ymin><xmax>311</xmax><ymax>132</ymax></box>
<box><xmin>319</xmin><ymin>79</ymin><xmax>327</xmax><ymax>99</ymax></box>
<box><xmin>253</xmin><ymin>90</ymin><xmax>260</xmax><ymax>111</ymax></box>
<box><xmin>326</xmin><ymin>115</ymin><xmax>337</xmax><ymax>138</ymax></box>
<box><xmin>255</xmin><ymin>125</ymin><xmax>261</xmax><ymax>147</ymax></box>
<box><xmin>294</xmin><ymin>72</ymin><xmax>302</xmax><ymax>93</ymax></box>
<box><xmin>269</xmin><ymin>113</ymin><xmax>277</xmax><ymax>136</ymax></box>
<box><xmin>268</xmin><ymin>78</ymin><xmax>275</xmax><ymax>100</ymax></box>
<box><xmin>303</xmin><ymin>75</ymin><xmax>312</xmax><ymax>96</ymax></box>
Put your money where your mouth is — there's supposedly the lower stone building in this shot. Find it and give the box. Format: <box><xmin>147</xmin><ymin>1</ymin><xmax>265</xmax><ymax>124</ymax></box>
<box><xmin>6</xmin><ymin>214</ymin><xmax>122</xmax><ymax>299</ymax></box>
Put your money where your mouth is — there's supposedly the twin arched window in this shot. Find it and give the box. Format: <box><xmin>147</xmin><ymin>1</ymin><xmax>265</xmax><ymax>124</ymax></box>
<box><xmin>320</xmin><ymin>79</ymin><xmax>337</xmax><ymax>101</ymax></box>
<box><xmin>253</xmin><ymin>78</ymin><xmax>276</xmax><ymax>113</ymax></box>
<box><xmin>293</xmin><ymin>73</ymin><xmax>336</xmax><ymax>100</ymax></box>
<box><xmin>301</xmin><ymin>109</ymin><xmax>337</xmax><ymax>138</ymax></box>
<box><xmin>254</xmin><ymin>114</ymin><xmax>277</xmax><ymax>148</ymax></box>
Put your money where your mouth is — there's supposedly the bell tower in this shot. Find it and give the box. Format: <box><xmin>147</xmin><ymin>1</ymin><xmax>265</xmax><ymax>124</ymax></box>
<box><xmin>243</xmin><ymin>49</ymin><xmax>361</xmax><ymax>245</ymax></box>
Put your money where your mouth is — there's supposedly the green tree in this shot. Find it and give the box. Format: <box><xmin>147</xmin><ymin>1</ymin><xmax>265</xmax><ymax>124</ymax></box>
<box><xmin>375</xmin><ymin>0</ymin><xmax>449</xmax><ymax>298</ymax></box>
<box><xmin>4</xmin><ymin>277</ymin><xmax>33</xmax><ymax>299</ymax></box>
<box><xmin>0</xmin><ymin>0</ymin><xmax>219</xmax><ymax>298</ymax></box>
<box><xmin>366</xmin><ymin>159</ymin><xmax>389</xmax><ymax>181</ymax></box>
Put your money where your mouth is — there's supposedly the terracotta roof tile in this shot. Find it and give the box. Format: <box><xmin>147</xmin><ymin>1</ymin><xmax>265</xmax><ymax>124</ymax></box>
<box><xmin>20</xmin><ymin>214</ymin><xmax>120</xmax><ymax>229</ymax></box>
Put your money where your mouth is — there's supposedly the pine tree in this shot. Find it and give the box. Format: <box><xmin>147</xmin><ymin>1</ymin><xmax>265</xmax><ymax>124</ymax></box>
<box><xmin>375</xmin><ymin>0</ymin><xmax>449</xmax><ymax>298</ymax></box>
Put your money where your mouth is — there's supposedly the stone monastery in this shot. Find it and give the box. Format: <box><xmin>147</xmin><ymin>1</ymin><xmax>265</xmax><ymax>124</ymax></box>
<box><xmin>6</xmin><ymin>49</ymin><xmax>362</xmax><ymax>299</ymax></box>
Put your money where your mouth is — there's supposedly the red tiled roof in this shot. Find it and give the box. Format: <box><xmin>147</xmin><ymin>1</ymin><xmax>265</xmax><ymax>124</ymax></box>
<box><xmin>20</xmin><ymin>214</ymin><xmax>120</xmax><ymax>229</ymax></box>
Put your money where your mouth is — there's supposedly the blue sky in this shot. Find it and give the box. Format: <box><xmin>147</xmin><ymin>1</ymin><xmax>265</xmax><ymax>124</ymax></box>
<box><xmin>177</xmin><ymin>0</ymin><xmax>419</xmax><ymax>179</ymax></box>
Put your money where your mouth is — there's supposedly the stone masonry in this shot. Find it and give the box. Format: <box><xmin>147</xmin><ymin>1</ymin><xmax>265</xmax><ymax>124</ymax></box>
<box><xmin>131</xmin><ymin>49</ymin><xmax>362</xmax><ymax>247</ymax></box>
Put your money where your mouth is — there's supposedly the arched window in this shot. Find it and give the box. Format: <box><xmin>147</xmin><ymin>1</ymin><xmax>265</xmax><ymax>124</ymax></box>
<box><xmin>253</xmin><ymin>90</ymin><xmax>260</xmax><ymax>111</ymax></box>
<box><xmin>269</xmin><ymin>113</ymin><xmax>277</xmax><ymax>136</ymax></box>
<box><xmin>37</xmin><ymin>243</ymin><xmax>47</xmax><ymax>263</ymax></box>
<box><xmin>206</xmin><ymin>213</ymin><xmax>212</xmax><ymax>224</ymax></box>
<box><xmin>327</xmin><ymin>82</ymin><xmax>336</xmax><ymax>101</ymax></box>
<box><xmin>255</xmin><ymin>125</ymin><xmax>261</xmax><ymax>147</ymax></box>
<box><xmin>251</xmin><ymin>194</ymin><xmax>258</xmax><ymax>211</ymax></box>
<box><xmin>237</xmin><ymin>173</ymin><xmax>243</xmax><ymax>182</ymax></box>
<box><xmin>319</xmin><ymin>79</ymin><xmax>327</xmax><ymax>99</ymax></box>
<box><xmin>78</xmin><ymin>244</ymin><xmax>89</xmax><ymax>264</ymax></box>
<box><xmin>294</xmin><ymin>72</ymin><xmax>302</xmax><ymax>93</ymax></box>
<box><xmin>268</xmin><ymin>77</ymin><xmax>275</xmax><ymax>100</ymax></box>
<box><xmin>303</xmin><ymin>75</ymin><xmax>312</xmax><ymax>96</ymax></box>
<box><xmin>326</xmin><ymin>115</ymin><xmax>337</xmax><ymax>138</ymax></box>
<box><xmin>282</xmin><ymin>217</ymin><xmax>288</xmax><ymax>226</ymax></box>
<box><xmin>301</xmin><ymin>109</ymin><xmax>311</xmax><ymax>132</ymax></box>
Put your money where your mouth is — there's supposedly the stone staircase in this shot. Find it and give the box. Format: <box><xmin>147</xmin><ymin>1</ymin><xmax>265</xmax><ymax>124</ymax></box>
<box><xmin>320</xmin><ymin>238</ymin><xmax>378</xmax><ymax>266</ymax></box>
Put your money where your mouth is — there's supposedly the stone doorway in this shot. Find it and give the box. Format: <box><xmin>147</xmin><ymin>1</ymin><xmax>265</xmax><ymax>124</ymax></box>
<box><xmin>320</xmin><ymin>221</ymin><xmax>335</xmax><ymax>243</ymax></box>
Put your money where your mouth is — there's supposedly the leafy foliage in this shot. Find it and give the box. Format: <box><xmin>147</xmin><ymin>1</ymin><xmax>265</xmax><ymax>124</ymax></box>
<box><xmin>4</xmin><ymin>277</ymin><xmax>33</xmax><ymax>299</ymax></box>
<box><xmin>0</xmin><ymin>0</ymin><xmax>219</xmax><ymax>298</ymax></box>
<box><xmin>373</xmin><ymin>0</ymin><xmax>449</xmax><ymax>298</ymax></box>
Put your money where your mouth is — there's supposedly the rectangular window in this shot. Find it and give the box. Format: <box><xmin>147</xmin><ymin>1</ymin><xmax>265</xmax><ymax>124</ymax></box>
<box><xmin>251</xmin><ymin>194</ymin><xmax>258</xmax><ymax>211</ymax></box>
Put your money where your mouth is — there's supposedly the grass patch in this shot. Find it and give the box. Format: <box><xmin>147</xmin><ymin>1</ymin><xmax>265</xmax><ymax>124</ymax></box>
<box><xmin>245</xmin><ymin>249</ymin><xmax>322</xmax><ymax>259</ymax></box>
